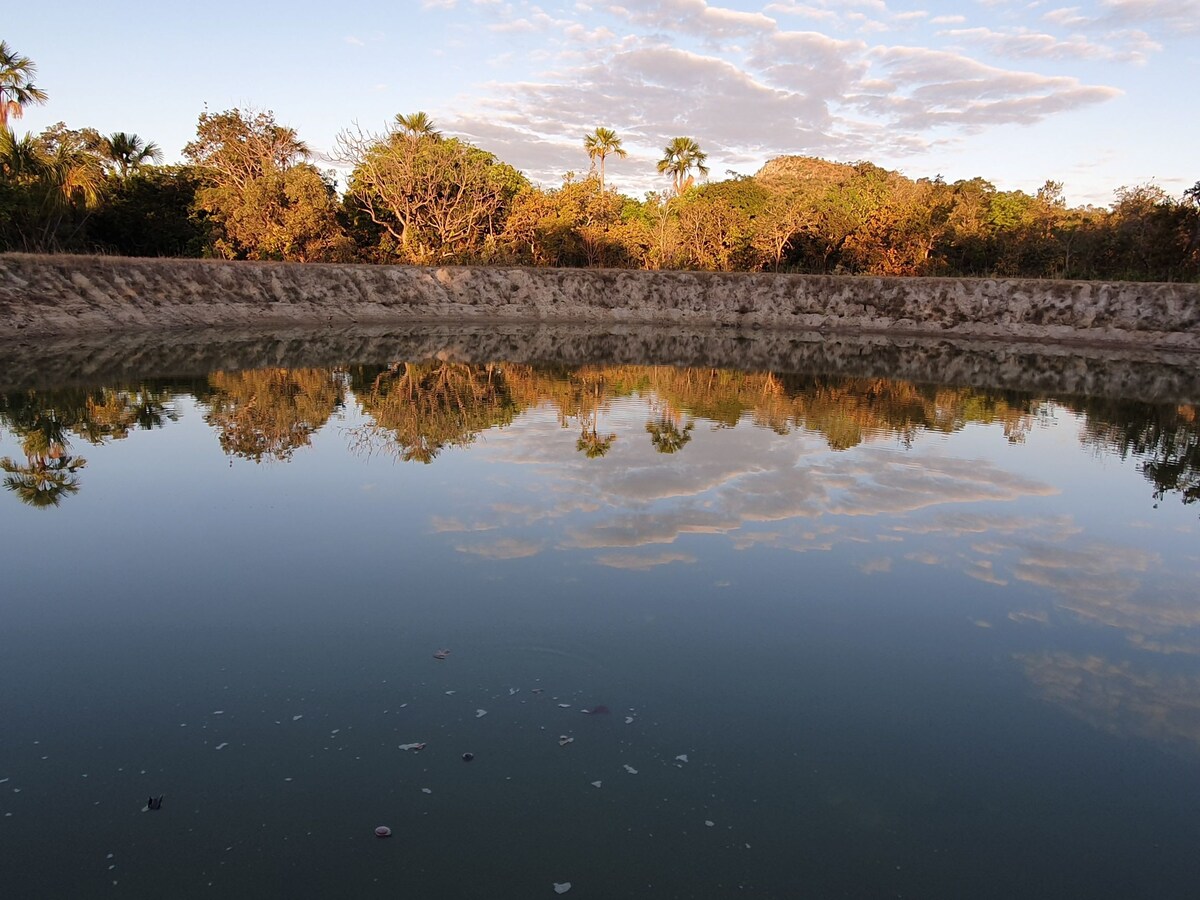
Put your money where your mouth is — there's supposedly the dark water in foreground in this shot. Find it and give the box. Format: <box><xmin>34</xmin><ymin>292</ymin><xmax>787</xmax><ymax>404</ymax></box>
<box><xmin>2</xmin><ymin>328</ymin><xmax>1200</xmax><ymax>898</ymax></box>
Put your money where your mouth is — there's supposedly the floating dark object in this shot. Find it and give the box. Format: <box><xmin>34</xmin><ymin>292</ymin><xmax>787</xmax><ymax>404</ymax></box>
<box><xmin>146</xmin><ymin>795</ymin><xmax>163</xmax><ymax>810</ymax></box>
<box><xmin>433</xmin><ymin>649</ymin><xmax>450</xmax><ymax>660</ymax></box>
<box><xmin>375</xmin><ymin>825</ymin><xmax>392</xmax><ymax>838</ymax></box>
<box><xmin>582</xmin><ymin>705</ymin><xmax>610</xmax><ymax>715</ymax></box>
<box><xmin>461</xmin><ymin>752</ymin><xmax>474</xmax><ymax>762</ymax></box>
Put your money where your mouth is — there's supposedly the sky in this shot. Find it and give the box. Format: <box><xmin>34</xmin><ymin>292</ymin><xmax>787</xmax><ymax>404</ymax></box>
<box><xmin>9</xmin><ymin>0</ymin><xmax>1198</xmax><ymax>206</ymax></box>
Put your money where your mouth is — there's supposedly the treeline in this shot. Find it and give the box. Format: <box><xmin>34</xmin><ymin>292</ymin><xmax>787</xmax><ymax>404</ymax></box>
<box><xmin>3</xmin><ymin>108</ymin><xmax>1199</xmax><ymax>281</ymax></box>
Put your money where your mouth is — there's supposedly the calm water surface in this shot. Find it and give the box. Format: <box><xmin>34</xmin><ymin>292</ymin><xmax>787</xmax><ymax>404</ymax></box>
<box><xmin>2</xmin><ymin>330</ymin><xmax>1199</xmax><ymax>898</ymax></box>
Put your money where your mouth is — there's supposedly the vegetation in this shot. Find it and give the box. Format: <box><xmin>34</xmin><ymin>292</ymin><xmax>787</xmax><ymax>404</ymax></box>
<box><xmin>0</xmin><ymin>41</ymin><xmax>1197</xmax><ymax>280</ymax></box>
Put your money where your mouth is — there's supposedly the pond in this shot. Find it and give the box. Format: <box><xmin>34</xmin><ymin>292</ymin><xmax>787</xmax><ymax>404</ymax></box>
<box><xmin>2</xmin><ymin>324</ymin><xmax>1199</xmax><ymax>898</ymax></box>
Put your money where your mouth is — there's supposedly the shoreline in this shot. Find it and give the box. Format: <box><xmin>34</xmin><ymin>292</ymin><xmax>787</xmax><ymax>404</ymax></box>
<box><xmin>2</xmin><ymin>253</ymin><xmax>1199</xmax><ymax>351</ymax></box>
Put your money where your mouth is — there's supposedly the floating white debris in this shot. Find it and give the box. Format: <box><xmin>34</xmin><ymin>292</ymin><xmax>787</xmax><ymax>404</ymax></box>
<box><xmin>508</xmin><ymin>688</ymin><xmax>519</xmax><ymax>696</ymax></box>
<box><xmin>421</xmin><ymin>788</ymin><xmax>432</xmax><ymax>794</ymax></box>
<box><xmin>623</xmin><ymin>765</ymin><xmax>638</xmax><ymax>775</ymax></box>
<box><xmin>331</xmin><ymin>729</ymin><xmax>340</xmax><ymax>735</ymax></box>
<box><xmin>399</xmin><ymin>703</ymin><xmax>408</xmax><ymax>708</ymax></box>
<box><xmin>705</xmin><ymin>820</ymin><xmax>714</xmax><ymax>827</ymax></box>
<box><xmin>553</xmin><ymin>883</ymin><xmax>572</xmax><ymax>894</ymax></box>
<box><xmin>558</xmin><ymin>704</ymin><xmax>571</xmax><ymax>709</ymax></box>
<box><xmin>675</xmin><ymin>754</ymin><xmax>689</xmax><ymax>763</ymax></box>
<box><xmin>212</xmin><ymin>710</ymin><xmax>225</xmax><ymax>715</ymax></box>
<box><xmin>624</xmin><ymin>717</ymin><xmax>634</xmax><ymax>725</ymax></box>
<box><xmin>476</xmin><ymin>709</ymin><xmax>488</xmax><ymax>718</ymax></box>
<box><xmin>591</xmin><ymin>781</ymin><xmax>602</xmax><ymax>788</ymax></box>
<box><xmin>445</xmin><ymin>691</ymin><xmax>457</xmax><ymax>696</ymax></box>
<box><xmin>284</xmin><ymin>778</ymin><xmax>293</xmax><ymax>782</ymax></box>
<box><xmin>398</xmin><ymin>743</ymin><xmax>427</xmax><ymax>751</ymax></box>
<box><xmin>215</xmin><ymin>743</ymin><xmax>229</xmax><ymax>751</ymax></box>
<box><xmin>558</xmin><ymin>735</ymin><xmax>574</xmax><ymax>747</ymax></box>
<box><xmin>292</xmin><ymin>715</ymin><xmax>303</xmax><ymax>721</ymax></box>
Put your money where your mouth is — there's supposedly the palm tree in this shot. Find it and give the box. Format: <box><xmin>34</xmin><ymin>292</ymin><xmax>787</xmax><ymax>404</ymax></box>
<box><xmin>0</xmin><ymin>42</ymin><xmax>48</xmax><ymax>127</ymax></box>
<box><xmin>657</xmin><ymin>137</ymin><xmax>709</xmax><ymax>195</ymax></box>
<box><xmin>394</xmin><ymin>111</ymin><xmax>440</xmax><ymax>141</ymax></box>
<box><xmin>583</xmin><ymin>126</ymin><xmax>627</xmax><ymax>192</ymax></box>
<box><xmin>100</xmin><ymin>132</ymin><xmax>163</xmax><ymax>178</ymax></box>
<box><xmin>646</xmin><ymin>417</ymin><xmax>694</xmax><ymax>454</ymax></box>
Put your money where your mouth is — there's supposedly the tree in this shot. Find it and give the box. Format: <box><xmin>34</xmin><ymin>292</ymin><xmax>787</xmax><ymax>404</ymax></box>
<box><xmin>0</xmin><ymin>41</ymin><xmax>48</xmax><ymax>127</ymax></box>
<box><xmin>395</xmin><ymin>111</ymin><xmax>440</xmax><ymax>141</ymax></box>
<box><xmin>583</xmin><ymin>126</ymin><xmax>627</xmax><ymax>193</ymax></box>
<box><xmin>184</xmin><ymin>108</ymin><xmax>350</xmax><ymax>261</ymax></box>
<box><xmin>99</xmin><ymin>132</ymin><xmax>163</xmax><ymax>179</ymax></box>
<box><xmin>657</xmin><ymin>137</ymin><xmax>709</xmax><ymax>195</ymax></box>
<box><xmin>338</xmin><ymin>121</ymin><xmax>527</xmax><ymax>263</ymax></box>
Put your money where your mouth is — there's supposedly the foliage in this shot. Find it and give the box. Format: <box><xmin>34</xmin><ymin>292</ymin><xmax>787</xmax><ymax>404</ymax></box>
<box><xmin>0</xmin><ymin>41</ymin><xmax>47</xmax><ymax>127</ymax></box>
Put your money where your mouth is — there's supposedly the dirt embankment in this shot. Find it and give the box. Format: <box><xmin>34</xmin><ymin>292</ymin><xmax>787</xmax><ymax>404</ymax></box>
<box><xmin>1</xmin><ymin>253</ymin><xmax>1198</xmax><ymax>349</ymax></box>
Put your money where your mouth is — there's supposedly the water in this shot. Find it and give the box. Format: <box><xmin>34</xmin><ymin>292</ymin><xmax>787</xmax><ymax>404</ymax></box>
<box><xmin>1</xmin><ymin>326</ymin><xmax>1199</xmax><ymax>898</ymax></box>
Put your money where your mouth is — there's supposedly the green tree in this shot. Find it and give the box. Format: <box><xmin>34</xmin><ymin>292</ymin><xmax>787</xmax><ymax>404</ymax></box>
<box><xmin>99</xmin><ymin>132</ymin><xmax>163</xmax><ymax>179</ymax></box>
<box><xmin>657</xmin><ymin>137</ymin><xmax>709</xmax><ymax>195</ymax></box>
<box><xmin>0</xmin><ymin>41</ymin><xmax>48</xmax><ymax>127</ymax></box>
<box><xmin>583</xmin><ymin>126</ymin><xmax>627</xmax><ymax>193</ymax></box>
<box><xmin>338</xmin><ymin>121</ymin><xmax>527</xmax><ymax>263</ymax></box>
<box><xmin>184</xmin><ymin>108</ymin><xmax>350</xmax><ymax>261</ymax></box>
<box><xmin>395</xmin><ymin>111</ymin><xmax>440</xmax><ymax>141</ymax></box>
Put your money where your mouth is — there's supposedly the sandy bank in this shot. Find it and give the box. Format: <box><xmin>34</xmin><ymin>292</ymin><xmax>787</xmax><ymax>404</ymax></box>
<box><xmin>1</xmin><ymin>253</ymin><xmax>1199</xmax><ymax>349</ymax></box>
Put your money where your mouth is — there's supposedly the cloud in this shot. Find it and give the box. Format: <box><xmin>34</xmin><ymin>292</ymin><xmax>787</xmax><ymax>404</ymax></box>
<box><xmin>940</xmin><ymin>25</ymin><xmax>1157</xmax><ymax>62</ymax></box>
<box><xmin>453</xmin><ymin>537</ymin><xmax>545</xmax><ymax>559</ymax></box>
<box><xmin>595</xmin><ymin>550</ymin><xmax>698</xmax><ymax>569</ymax></box>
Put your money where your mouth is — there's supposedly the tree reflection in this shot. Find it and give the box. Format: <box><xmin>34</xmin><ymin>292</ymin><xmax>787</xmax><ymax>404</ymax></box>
<box><xmin>351</xmin><ymin>361</ymin><xmax>519</xmax><ymax>463</ymax></box>
<box><xmin>196</xmin><ymin>368</ymin><xmax>345</xmax><ymax>462</ymax></box>
<box><xmin>646</xmin><ymin>416</ymin><xmax>694</xmax><ymax>454</ymax></box>
<box><xmin>1</xmin><ymin>429</ymin><xmax>86</xmax><ymax>508</ymax></box>
<box><xmin>1080</xmin><ymin>400</ymin><xmax>1200</xmax><ymax>507</ymax></box>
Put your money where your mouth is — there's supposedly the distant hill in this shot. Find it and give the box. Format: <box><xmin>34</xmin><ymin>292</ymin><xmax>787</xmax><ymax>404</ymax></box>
<box><xmin>753</xmin><ymin>156</ymin><xmax>860</xmax><ymax>192</ymax></box>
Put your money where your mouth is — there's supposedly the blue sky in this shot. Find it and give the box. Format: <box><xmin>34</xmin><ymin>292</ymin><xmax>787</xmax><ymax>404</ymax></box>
<box><xmin>9</xmin><ymin>0</ymin><xmax>1197</xmax><ymax>205</ymax></box>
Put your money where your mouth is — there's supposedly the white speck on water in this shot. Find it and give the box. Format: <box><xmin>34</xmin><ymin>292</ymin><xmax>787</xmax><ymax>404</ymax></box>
<box><xmin>623</xmin><ymin>765</ymin><xmax>638</xmax><ymax>775</ymax></box>
<box><xmin>284</xmin><ymin>778</ymin><xmax>293</xmax><ymax>782</ymax></box>
<box><xmin>106</xmin><ymin>853</ymin><xmax>113</xmax><ymax>859</ymax></box>
<box><xmin>558</xmin><ymin>704</ymin><xmax>571</xmax><ymax>709</ymax></box>
<box><xmin>509</xmin><ymin>688</ymin><xmax>519</xmax><ymax>695</ymax></box>
<box><xmin>705</xmin><ymin>820</ymin><xmax>714</xmax><ymax>827</ymax></box>
<box><xmin>0</xmin><ymin>778</ymin><xmax>7</xmax><ymax>784</ymax></box>
<box><xmin>445</xmin><ymin>691</ymin><xmax>456</xmax><ymax>696</ymax></box>
<box><xmin>591</xmin><ymin>781</ymin><xmax>602</xmax><ymax>788</ymax></box>
<box><xmin>745</xmin><ymin>843</ymin><xmax>751</xmax><ymax>849</ymax></box>
<box><xmin>215</xmin><ymin>743</ymin><xmax>229</xmax><ymax>751</ymax></box>
<box><xmin>399</xmin><ymin>703</ymin><xmax>408</xmax><ymax>708</ymax></box>
<box><xmin>212</xmin><ymin>710</ymin><xmax>224</xmax><ymax>715</ymax></box>
<box><xmin>331</xmin><ymin>729</ymin><xmax>340</xmax><ymax>735</ymax></box>
<box><xmin>421</xmin><ymin>788</ymin><xmax>432</xmax><ymax>794</ymax></box>
<box><xmin>624</xmin><ymin>717</ymin><xmax>634</xmax><ymax>724</ymax></box>
<box><xmin>675</xmin><ymin>754</ymin><xmax>689</xmax><ymax>763</ymax></box>
<box><xmin>476</xmin><ymin>709</ymin><xmax>488</xmax><ymax>718</ymax></box>
<box><xmin>292</xmin><ymin>715</ymin><xmax>303</xmax><ymax>721</ymax></box>
<box><xmin>13</xmin><ymin>788</ymin><xmax>21</xmax><ymax>793</ymax></box>
<box><xmin>553</xmin><ymin>883</ymin><xmax>572</xmax><ymax>894</ymax></box>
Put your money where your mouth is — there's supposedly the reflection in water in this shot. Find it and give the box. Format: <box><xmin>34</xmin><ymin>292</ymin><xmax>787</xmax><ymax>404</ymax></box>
<box><xmin>3</xmin><ymin>341</ymin><xmax>1200</xmax><ymax>896</ymax></box>
<box><xmin>0</xmin><ymin>385</ymin><xmax>179</xmax><ymax>507</ymax></box>
<box><xmin>196</xmin><ymin>368</ymin><xmax>345</xmax><ymax>462</ymax></box>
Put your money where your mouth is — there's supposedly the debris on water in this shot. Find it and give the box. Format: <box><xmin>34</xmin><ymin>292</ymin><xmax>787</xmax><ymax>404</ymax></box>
<box><xmin>591</xmin><ymin>781</ymin><xmax>602</xmax><ymax>788</ymax></box>
<box><xmin>675</xmin><ymin>754</ymin><xmax>689</xmax><ymax>763</ymax></box>
<box><xmin>705</xmin><ymin>820</ymin><xmax>714</xmax><ymax>827</ymax></box>
<box><xmin>284</xmin><ymin>778</ymin><xmax>293</xmax><ymax>782</ymax></box>
<box><xmin>580</xmin><ymin>705</ymin><xmax>610</xmax><ymax>715</ymax></box>
<box><xmin>375</xmin><ymin>825</ymin><xmax>392</xmax><ymax>838</ymax></box>
<box><xmin>421</xmin><ymin>788</ymin><xmax>432</xmax><ymax>794</ymax></box>
<box><xmin>476</xmin><ymin>709</ymin><xmax>488</xmax><ymax>718</ymax></box>
<box><xmin>623</xmin><ymin>765</ymin><xmax>638</xmax><ymax>775</ymax></box>
<box><xmin>398</xmin><ymin>743</ymin><xmax>427</xmax><ymax>752</ymax></box>
<box><xmin>142</xmin><ymin>795</ymin><xmax>163</xmax><ymax>812</ymax></box>
<box><xmin>292</xmin><ymin>715</ymin><xmax>303</xmax><ymax>721</ymax></box>
<box><xmin>212</xmin><ymin>710</ymin><xmax>224</xmax><ymax>715</ymax></box>
<box><xmin>462</xmin><ymin>752</ymin><xmax>475</xmax><ymax>762</ymax></box>
<box><xmin>553</xmin><ymin>883</ymin><xmax>572</xmax><ymax>894</ymax></box>
<box><xmin>445</xmin><ymin>691</ymin><xmax>456</xmax><ymax>696</ymax></box>
<box><xmin>532</xmin><ymin>688</ymin><xmax>544</xmax><ymax>694</ymax></box>
<box><xmin>433</xmin><ymin>649</ymin><xmax>450</xmax><ymax>660</ymax></box>
<box><xmin>509</xmin><ymin>688</ymin><xmax>519</xmax><ymax>696</ymax></box>
<box><xmin>558</xmin><ymin>735</ymin><xmax>574</xmax><ymax>747</ymax></box>
<box><xmin>557</xmin><ymin>704</ymin><xmax>571</xmax><ymax>709</ymax></box>
<box><xmin>215</xmin><ymin>743</ymin><xmax>229</xmax><ymax>751</ymax></box>
<box><xmin>624</xmin><ymin>717</ymin><xmax>634</xmax><ymax>725</ymax></box>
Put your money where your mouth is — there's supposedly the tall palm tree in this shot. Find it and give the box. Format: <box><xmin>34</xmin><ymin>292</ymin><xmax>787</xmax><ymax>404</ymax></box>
<box><xmin>394</xmin><ymin>111</ymin><xmax>440</xmax><ymax>141</ymax></box>
<box><xmin>100</xmin><ymin>132</ymin><xmax>163</xmax><ymax>178</ymax></box>
<box><xmin>0</xmin><ymin>41</ymin><xmax>48</xmax><ymax>127</ymax></box>
<box><xmin>583</xmin><ymin>126</ymin><xmax>627</xmax><ymax>192</ymax></box>
<box><xmin>657</xmin><ymin>137</ymin><xmax>709</xmax><ymax>195</ymax></box>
